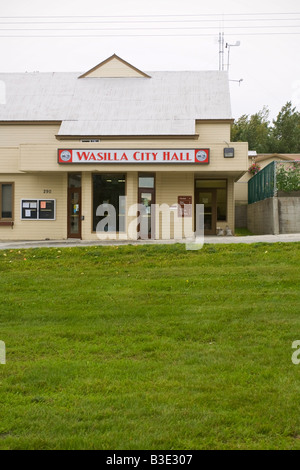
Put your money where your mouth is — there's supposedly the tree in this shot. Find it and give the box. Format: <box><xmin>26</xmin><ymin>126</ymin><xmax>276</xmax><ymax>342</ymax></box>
<box><xmin>231</xmin><ymin>106</ymin><xmax>271</xmax><ymax>153</ymax></box>
<box><xmin>231</xmin><ymin>102</ymin><xmax>300</xmax><ymax>153</ymax></box>
<box><xmin>271</xmin><ymin>102</ymin><xmax>300</xmax><ymax>153</ymax></box>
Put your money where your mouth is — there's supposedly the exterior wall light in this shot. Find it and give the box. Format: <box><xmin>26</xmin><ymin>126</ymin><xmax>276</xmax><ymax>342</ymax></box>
<box><xmin>224</xmin><ymin>148</ymin><xmax>235</xmax><ymax>158</ymax></box>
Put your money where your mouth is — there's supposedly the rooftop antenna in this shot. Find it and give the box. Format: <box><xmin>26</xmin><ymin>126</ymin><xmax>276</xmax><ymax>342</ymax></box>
<box><xmin>229</xmin><ymin>78</ymin><xmax>243</xmax><ymax>86</ymax></box>
<box><xmin>218</xmin><ymin>14</ymin><xmax>225</xmax><ymax>71</ymax></box>
<box><xmin>218</xmin><ymin>31</ymin><xmax>225</xmax><ymax>71</ymax></box>
<box><xmin>226</xmin><ymin>41</ymin><xmax>241</xmax><ymax>72</ymax></box>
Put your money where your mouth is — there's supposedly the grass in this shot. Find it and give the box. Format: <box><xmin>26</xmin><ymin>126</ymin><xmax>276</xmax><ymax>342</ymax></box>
<box><xmin>235</xmin><ymin>228</ymin><xmax>255</xmax><ymax>236</ymax></box>
<box><xmin>0</xmin><ymin>242</ymin><xmax>300</xmax><ymax>450</ymax></box>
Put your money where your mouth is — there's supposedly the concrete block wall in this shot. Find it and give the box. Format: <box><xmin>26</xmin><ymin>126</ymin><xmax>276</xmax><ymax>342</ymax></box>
<box><xmin>278</xmin><ymin>198</ymin><xmax>300</xmax><ymax>233</ymax></box>
<box><xmin>235</xmin><ymin>204</ymin><xmax>247</xmax><ymax>228</ymax></box>
<box><xmin>247</xmin><ymin>196</ymin><xmax>300</xmax><ymax>235</ymax></box>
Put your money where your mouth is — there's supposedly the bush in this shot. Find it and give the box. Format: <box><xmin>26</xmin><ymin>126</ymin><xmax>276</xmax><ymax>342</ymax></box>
<box><xmin>276</xmin><ymin>162</ymin><xmax>300</xmax><ymax>192</ymax></box>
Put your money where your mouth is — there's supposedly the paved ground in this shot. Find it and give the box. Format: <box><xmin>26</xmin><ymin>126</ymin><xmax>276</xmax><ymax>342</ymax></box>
<box><xmin>0</xmin><ymin>233</ymin><xmax>300</xmax><ymax>250</ymax></box>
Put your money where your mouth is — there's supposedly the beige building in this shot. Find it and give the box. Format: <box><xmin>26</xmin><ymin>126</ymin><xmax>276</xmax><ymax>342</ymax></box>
<box><xmin>0</xmin><ymin>54</ymin><xmax>248</xmax><ymax>241</ymax></box>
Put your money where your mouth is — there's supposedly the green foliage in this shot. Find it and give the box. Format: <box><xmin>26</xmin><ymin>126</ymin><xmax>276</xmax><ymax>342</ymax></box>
<box><xmin>271</xmin><ymin>102</ymin><xmax>300</xmax><ymax>153</ymax></box>
<box><xmin>231</xmin><ymin>106</ymin><xmax>271</xmax><ymax>152</ymax></box>
<box><xmin>232</xmin><ymin>102</ymin><xmax>300</xmax><ymax>153</ymax></box>
<box><xmin>276</xmin><ymin>162</ymin><xmax>300</xmax><ymax>192</ymax></box>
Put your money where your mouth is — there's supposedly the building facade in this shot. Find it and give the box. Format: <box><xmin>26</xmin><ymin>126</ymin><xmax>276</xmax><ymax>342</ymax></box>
<box><xmin>0</xmin><ymin>54</ymin><xmax>248</xmax><ymax>241</ymax></box>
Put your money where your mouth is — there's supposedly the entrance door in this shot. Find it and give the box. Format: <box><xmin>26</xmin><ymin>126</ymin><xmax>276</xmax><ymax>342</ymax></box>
<box><xmin>196</xmin><ymin>189</ymin><xmax>216</xmax><ymax>235</ymax></box>
<box><xmin>138</xmin><ymin>188</ymin><xmax>155</xmax><ymax>239</ymax></box>
<box><xmin>68</xmin><ymin>187</ymin><xmax>82</xmax><ymax>238</ymax></box>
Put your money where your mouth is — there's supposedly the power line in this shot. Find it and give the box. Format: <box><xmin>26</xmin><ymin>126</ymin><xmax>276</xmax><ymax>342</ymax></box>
<box><xmin>1</xmin><ymin>26</ymin><xmax>300</xmax><ymax>31</ymax></box>
<box><xmin>1</xmin><ymin>12</ymin><xmax>299</xmax><ymax>37</ymax></box>
<box><xmin>0</xmin><ymin>12</ymin><xmax>299</xmax><ymax>18</ymax></box>
<box><xmin>0</xmin><ymin>18</ymin><xmax>300</xmax><ymax>24</ymax></box>
<box><xmin>0</xmin><ymin>32</ymin><xmax>299</xmax><ymax>38</ymax></box>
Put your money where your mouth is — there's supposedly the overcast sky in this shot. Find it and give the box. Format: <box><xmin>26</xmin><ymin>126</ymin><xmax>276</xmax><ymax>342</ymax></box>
<box><xmin>1</xmin><ymin>0</ymin><xmax>299</xmax><ymax>121</ymax></box>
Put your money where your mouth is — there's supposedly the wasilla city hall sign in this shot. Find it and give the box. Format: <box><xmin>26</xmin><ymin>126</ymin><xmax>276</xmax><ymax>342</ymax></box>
<box><xmin>58</xmin><ymin>149</ymin><xmax>210</xmax><ymax>164</ymax></box>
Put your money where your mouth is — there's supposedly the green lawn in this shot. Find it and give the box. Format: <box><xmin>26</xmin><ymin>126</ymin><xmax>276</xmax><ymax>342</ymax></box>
<box><xmin>0</xmin><ymin>242</ymin><xmax>300</xmax><ymax>450</ymax></box>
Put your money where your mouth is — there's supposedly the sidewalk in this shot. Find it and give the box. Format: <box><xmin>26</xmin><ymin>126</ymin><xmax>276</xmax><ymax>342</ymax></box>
<box><xmin>0</xmin><ymin>233</ymin><xmax>300</xmax><ymax>250</ymax></box>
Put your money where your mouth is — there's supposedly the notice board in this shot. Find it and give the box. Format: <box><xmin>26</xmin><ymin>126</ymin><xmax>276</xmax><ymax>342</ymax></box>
<box><xmin>39</xmin><ymin>200</ymin><xmax>55</xmax><ymax>219</ymax></box>
<box><xmin>21</xmin><ymin>199</ymin><xmax>56</xmax><ymax>220</ymax></box>
<box><xmin>21</xmin><ymin>200</ymin><xmax>38</xmax><ymax>220</ymax></box>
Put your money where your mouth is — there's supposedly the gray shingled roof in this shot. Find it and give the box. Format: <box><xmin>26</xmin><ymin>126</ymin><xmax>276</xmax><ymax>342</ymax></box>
<box><xmin>0</xmin><ymin>71</ymin><xmax>232</xmax><ymax>136</ymax></box>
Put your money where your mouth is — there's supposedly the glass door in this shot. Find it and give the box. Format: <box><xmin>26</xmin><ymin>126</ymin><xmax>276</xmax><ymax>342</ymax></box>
<box><xmin>196</xmin><ymin>189</ymin><xmax>216</xmax><ymax>235</ymax></box>
<box><xmin>68</xmin><ymin>187</ymin><xmax>82</xmax><ymax>238</ymax></box>
<box><xmin>138</xmin><ymin>174</ymin><xmax>155</xmax><ymax>239</ymax></box>
<box><xmin>138</xmin><ymin>189</ymin><xmax>155</xmax><ymax>239</ymax></box>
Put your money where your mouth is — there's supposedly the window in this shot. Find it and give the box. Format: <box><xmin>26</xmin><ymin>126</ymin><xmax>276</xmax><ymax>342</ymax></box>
<box><xmin>216</xmin><ymin>188</ymin><xmax>227</xmax><ymax>221</ymax></box>
<box><xmin>68</xmin><ymin>173</ymin><xmax>81</xmax><ymax>188</ymax></box>
<box><xmin>92</xmin><ymin>174</ymin><xmax>126</xmax><ymax>232</ymax></box>
<box><xmin>0</xmin><ymin>183</ymin><xmax>14</xmax><ymax>220</ymax></box>
<box><xmin>139</xmin><ymin>174</ymin><xmax>155</xmax><ymax>189</ymax></box>
<box><xmin>195</xmin><ymin>180</ymin><xmax>226</xmax><ymax>189</ymax></box>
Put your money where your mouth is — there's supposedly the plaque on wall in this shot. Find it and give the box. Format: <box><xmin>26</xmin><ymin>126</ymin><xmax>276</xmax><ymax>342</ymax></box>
<box><xmin>178</xmin><ymin>196</ymin><xmax>192</xmax><ymax>217</ymax></box>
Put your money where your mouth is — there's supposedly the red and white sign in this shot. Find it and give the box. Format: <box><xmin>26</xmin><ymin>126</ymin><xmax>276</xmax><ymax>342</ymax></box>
<box><xmin>58</xmin><ymin>149</ymin><xmax>210</xmax><ymax>164</ymax></box>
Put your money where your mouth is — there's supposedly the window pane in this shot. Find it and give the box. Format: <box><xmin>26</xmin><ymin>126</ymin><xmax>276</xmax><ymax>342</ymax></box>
<box><xmin>217</xmin><ymin>188</ymin><xmax>227</xmax><ymax>221</ymax></box>
<box><xmin>196</xmin><ymin>180</ymin><xmax>226</xmax><ymax>188</ymax></box>
<box><xmin>68</xmin><ymin>174</ymin><xmax>81</xmax><ymax>188</ymax></box>
<box><xmin>93</xmin><ymin>174</ymin><xmax>126</xmax><ymax>232</ymax></box>
<box><xmin>2</xmin><ymin>184</ymin><xmax>13</xmax><ymax>218</ymax></box>
<box><xmin>139</xmin><ymin>176</ymin><xmax>154</xmax><ymax>188</ymax></box>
